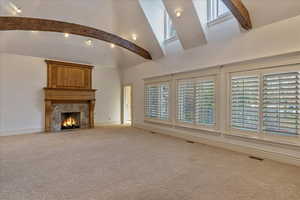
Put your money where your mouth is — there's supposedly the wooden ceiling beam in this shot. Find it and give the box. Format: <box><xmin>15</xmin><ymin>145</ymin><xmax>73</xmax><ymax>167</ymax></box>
<box><xmin>0</xmin><ymin>17</ymin><xmax>152</xmax><ymax>60</ymax></box>
<box><xmin>222</xmin><ymin>0</ymin><xmax>252</xmax><ymax>30</ymax></box>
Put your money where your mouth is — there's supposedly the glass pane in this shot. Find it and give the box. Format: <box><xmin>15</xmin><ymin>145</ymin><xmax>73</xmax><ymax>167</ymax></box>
<box><xmin>164</xmin><ymin>11</ymin><xmax>177</xmax><ymax>40</ymax></box>
<box><xmin>217</xmin><ymin>0</ymin><xmax>229</xmax><ymax>17</ymax></box>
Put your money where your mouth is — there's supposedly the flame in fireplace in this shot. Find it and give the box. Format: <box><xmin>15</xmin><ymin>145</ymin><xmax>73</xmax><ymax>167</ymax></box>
<box><xmin>62</xmin><ymin>116</ymin><xmax>77</xmax><ymax>127</ymax></box>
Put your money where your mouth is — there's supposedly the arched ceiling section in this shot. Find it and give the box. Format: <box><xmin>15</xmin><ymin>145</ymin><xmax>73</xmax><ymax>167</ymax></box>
<box><xmin>2</xmin><ymin>0</ymin><xmax>300</xmax><ymax>69</ymax></box>
<box><xmin>0</xmin><ymin>0</ymin><xmax>115</xmax><ymax>31</ymax></box>
<box><xmin>0</xmin><ymin>30</ymin><xmax>119</xmax><ymax>66</ymax></box>
<box><xmin>0</xmin><ymin>17</ymin><xmax>152</xmax><ymax>59</ymax></box>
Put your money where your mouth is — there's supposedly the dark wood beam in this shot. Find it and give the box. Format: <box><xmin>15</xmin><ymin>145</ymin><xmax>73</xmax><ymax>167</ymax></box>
<box><xmin>0</xmin><ymin>17</ymin><xmax>152</xmax><ymax>60</ymax></box>
<box><xmin>222</xmin><ymin>0</ymin><xmax>252</xmax><ymax>30</ymax></box>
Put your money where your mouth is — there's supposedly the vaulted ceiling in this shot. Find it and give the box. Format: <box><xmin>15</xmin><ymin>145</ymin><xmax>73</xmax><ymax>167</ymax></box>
<box><xmin>1</xmin><ymin>0</ymin><xmax>300</xmax><ymax>68</ymax></box>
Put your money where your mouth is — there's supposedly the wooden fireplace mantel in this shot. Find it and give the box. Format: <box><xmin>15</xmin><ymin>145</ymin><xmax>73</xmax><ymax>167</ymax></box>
<box><xmin>44</xmin><ymin>88</ymin><xmax>97</xmax><ymax>101</ymax></box>
<box><xmin>44</xmin><ymin>60</ymin><xmax>97</xmax><ymax>132</ymax></box>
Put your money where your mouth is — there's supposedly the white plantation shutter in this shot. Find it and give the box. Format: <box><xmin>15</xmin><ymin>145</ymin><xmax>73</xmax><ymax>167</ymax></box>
<box><xmin>159</xmin><ymin>83</ymin><xmax>169</xmax><ymax>120</ymax></box>
<box><xmin>177</xmin><ymin>79</ymin><xmax>194</xmax><ymax>123</ymax></box>
<box><xmin>231</xmin><ymin>76</ymin><xmax>259</xmax><ymax>131</ymax></box>
<box><xmin>144</xmin><ymin>83</ymin><xmax>169</xmax><ymax>120</ymax></box>
<box><xmin>195</xmin><ymin>79</ymin><xmax>215</xmax><ymax>125</ymax></box>
<box><xmin>263</xmin><ymin>72</ymin><xmax>300</xmax><ymax>135</ymax></box>
<box><xmin>145</xmin><ymin>85</ymin><xmax>159</xmax><ymax>118</ymax></box>
<box><xmin>177</xmin><ymin>77</ymin><xmax>216</xmax><ymax>126</ymax></box>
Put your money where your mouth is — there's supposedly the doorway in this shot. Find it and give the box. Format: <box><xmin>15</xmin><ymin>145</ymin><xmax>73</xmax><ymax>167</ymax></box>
<box><xmin>122</xmin><ymin>85</ymin><xmax>132</xmax><ymax>126</ymax></box>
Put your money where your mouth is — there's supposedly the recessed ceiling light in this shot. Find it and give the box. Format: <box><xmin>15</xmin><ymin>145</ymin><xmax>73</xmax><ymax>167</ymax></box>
<box><xmin>9</xmin><ymin>2</ymin><xmax>22</xmax><ymax>14</ymax></box>
<box><xmin>85</xmin><ymin>39</ymin><xmax>92</xmax><ymax>46</ymax></box>
<box><xmin>64</xmin><ymin>33</ymin><xmax>70</xmax><ymax>38</ymax></box>
<box><xmin>16</xmin><ymin>8</ymin><xmax>22</xmax><ymax>13</ymax></box>
<box><xmin>175</xmin><ymin>9</ymin><xmax>182</xmax><ymax>17</ymax></box>
<box><xmin>110</xmin><ymin>43</ymin><xmax>115</xmax><ymax>48</ymax></box>
<box><xmin>132</xmin><ymin>34</ymin><xmax>137</xmax><ymax>41</ymax></box>
<box><xmin>31</xmin><ymin>30</ymin><xmax>38</xmax><ymax>33</ymax></box>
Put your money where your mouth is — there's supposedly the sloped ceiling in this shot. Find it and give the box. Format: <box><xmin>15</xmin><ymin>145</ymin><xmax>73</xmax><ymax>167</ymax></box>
<box><xmin>163</xmin><ymin>0</ymin><xmax>207</xmax><ymax>49</ymax></box>
<box><xmin>112</xmin><ymin>0</ymin><xmax>164</xmax><ymax>68</ymax></box>
<box><xmin>243</xmin><ymin>0</ymin><xmax>300</xmax><ymax>28</ymax></box>
<box><xmin>1</xmin><ymin>0</ymin><xmax>300</xmax><ymax>68</ymax></box>
<box><xmin>0</xmin><ymin>0</ymin><xmax>119</xmax><ymax>66</ymax></box>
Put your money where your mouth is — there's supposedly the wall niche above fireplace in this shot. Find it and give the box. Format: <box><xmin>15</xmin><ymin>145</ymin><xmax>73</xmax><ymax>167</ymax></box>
<box><xmin>44</xmin><ymin>60</ymin><xmax>97</xmax><ymax>132</ymax></box>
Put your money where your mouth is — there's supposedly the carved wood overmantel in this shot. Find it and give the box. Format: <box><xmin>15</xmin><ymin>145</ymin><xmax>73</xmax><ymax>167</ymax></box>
<box><xmin>44</xmin><ymin>60</ymin><xmax>97</xmax><ymax>132</ymax></box>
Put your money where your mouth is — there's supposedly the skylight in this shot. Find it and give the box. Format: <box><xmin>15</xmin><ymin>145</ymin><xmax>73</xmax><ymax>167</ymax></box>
<box><xmin>193</xmin><ymin>0</ymin><xmax>232</xmax><ymax>25</ymax></box>
<box><xmin>164</xmin><ymin>10</ymin><xmax>177</xmax><ymax>42</ymax></box>
<box><xmin>139</xmin><ymin>0</ymin><xmax>177</xmax><ymax>45</ymax></box>
<box><xmin>207</xmin><ymin>0</ymin><xmax>230</xmax><ymax>22</ymax></box>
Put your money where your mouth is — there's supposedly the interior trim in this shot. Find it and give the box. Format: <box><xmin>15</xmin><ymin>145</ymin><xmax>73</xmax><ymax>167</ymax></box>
<box><xmin>0</xmin><ymin>16</ymin><xmax>152</xmax><ymax>60</ymax></box>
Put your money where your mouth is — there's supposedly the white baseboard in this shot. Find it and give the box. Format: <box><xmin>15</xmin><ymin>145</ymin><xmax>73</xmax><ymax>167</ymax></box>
<box><xmin>95</xmin><ymin>121</ymin><xmax>121</xmax><ymax>126</ymax></box>
<box><xmin>134</xmin><ymin>122</ymin><xmax>300</xmax><ymax>167</ymax></box>
<box><xmin>0</xmin><ymin>121</ymin><xmax>122</xmax><ymax>136</ymax></box>
<box><xmin>0</xmin><ymin>128</ymin><xmax>44</xmax><ymax>136</ymax></box>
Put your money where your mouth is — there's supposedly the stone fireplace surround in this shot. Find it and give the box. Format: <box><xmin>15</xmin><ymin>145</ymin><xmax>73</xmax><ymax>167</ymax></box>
<box><xmin>44</xmin><ymin>89</ymin><xmax>96</xmax><ymax>132</ymax></box>
<box><xmin>52</xmin><ymin>103</ymin><xmax>89</xmax><ymax>132</ymax></box>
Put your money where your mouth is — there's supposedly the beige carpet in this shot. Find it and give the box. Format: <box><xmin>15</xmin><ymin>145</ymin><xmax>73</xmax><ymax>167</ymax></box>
<box><xmin>1</xmin><ymin>127</ymin><xmax>300</xmax><ymax>200</ymax></box>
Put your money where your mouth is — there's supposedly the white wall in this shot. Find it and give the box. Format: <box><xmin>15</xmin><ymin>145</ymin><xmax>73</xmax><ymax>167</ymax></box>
<box><xmin>93</xmin><ymin>65</ymin><xmax>121</xmax><ymax>125</ymax></box>
<box><xmin>0</xmin><ymin>53</ymin><xmax>121</xmax><ymax>136</ymax></box>
<box><xmin>123</xmin><ymin>15</ymin><xmax>300</xmax><ymax>123</ymax></box>
<box><xmin>121</xmin><ymin>16</ymin><xmax>300</xmax><ymax>166</ymax></box>
<box><xmin>0</xmin><ymin>54</ymin><xmax>46</xmax><ymax>135</ymax></box>
<box><xmin>0</xmin><ymin>54</ymin><xmax>4</xmax><ymax>131</ymax></box>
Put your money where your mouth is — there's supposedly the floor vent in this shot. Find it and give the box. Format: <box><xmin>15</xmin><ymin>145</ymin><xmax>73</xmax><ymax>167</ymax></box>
<box><xmin>249</xmin><ymin>156</ymin><xmax>264</xmax><ymax>161</ymax></box>
<box><xmin>186</xmin><ymin>140</ymin><xmax>195</xmax><ymax>144</ymax></box>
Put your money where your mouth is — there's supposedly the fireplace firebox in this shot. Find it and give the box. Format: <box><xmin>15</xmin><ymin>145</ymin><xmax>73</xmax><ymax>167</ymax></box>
<box><xmin>61</xmin><ymin>112</ymin><xmax>81</xmax><ymax>130</ymax></box>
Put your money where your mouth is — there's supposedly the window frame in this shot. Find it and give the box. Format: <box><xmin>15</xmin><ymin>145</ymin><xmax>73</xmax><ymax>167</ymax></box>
<box><xmin>229</xmin><ymin>70</ymin><xmax>261</xmax><ymax>136</ymax></box>
<box><xmin>228</xmin><ymin>64</ymin><xmax>300</xmax><ymax>142</ymax></box>
<box><xmin>144</xmin><ymin>77</ymin><xmax>172</xmax><ymax>125</ymax></box>
<box><xmin>207</xmin><ymin>0</ymin><xmax>232</xmax><ymax>26</ymax></box>
<box><xmin>174</xmin><ymin>69</ymin><xmax>220</xmax><ymax>131</ymax></box>
<box><xmin>163</xmin><ymin>10</ymin><xmax>177</xmax><ymax>43</ymax></box>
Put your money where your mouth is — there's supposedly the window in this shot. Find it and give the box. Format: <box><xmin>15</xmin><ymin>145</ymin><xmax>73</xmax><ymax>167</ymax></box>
<box><xmin>195</xmin><ymin>79</ymin><xmax>215</xmax><ymax>125</ymax></box>
<box><xmin>231</xmin><ymin>76</ymin><xmax>260</xmax><ymax>131</ymax></box>
<box><xmin>144</xmin><ymin>82</ymin><xmax>169</xmax><ymax>121</ymax></box>
<box><xmin>263</xmin><ymin>72</ymin><xmax>300</xmax><ymax>135</ymax></box>
<box><xmin>207</xmin><ymin>0</ymin><xmax>230</xmax><ymax>22</ymax></box>
<box><xmin>177</xmin><ymin>77</ymin><xmax>216</xmax><ymax>126</ymax></box>
<box><xmin>177</xmin><ymin>79</ymin><xmax>194</xmax><ymax>123</ymax></box>
<box><xmin>230</xmin><ymin>70</ymin><xmax>300</xmax><ymax>136</ymax></box>
<box><xmin>164</xmin><ymin>11</ymin><xmax>177</xmax><ymax>41</ymax></box>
